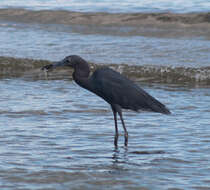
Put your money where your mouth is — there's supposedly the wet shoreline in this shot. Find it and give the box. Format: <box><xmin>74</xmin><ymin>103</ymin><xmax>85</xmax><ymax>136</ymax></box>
<box><xmin>1</xmin><ymin>56</ymin><xmax>210</xmax><ymax>86</ymax></box>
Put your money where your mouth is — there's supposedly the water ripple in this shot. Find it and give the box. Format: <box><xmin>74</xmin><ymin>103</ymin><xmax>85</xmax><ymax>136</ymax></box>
<box><xmin>0</xmin><ymin>78</ymin><xmax>210</xmax><ymax>189</ymax></box>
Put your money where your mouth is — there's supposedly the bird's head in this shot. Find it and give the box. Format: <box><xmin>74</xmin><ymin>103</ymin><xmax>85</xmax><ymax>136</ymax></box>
<box><xmin>42</xmin><ymin>55</ymin><xmax>90</xmax><ymax>78</ymax></box>
<box><xmin>41</xmin><ymin>55</ymin><xmax>78</xmax><ymax>71</ymax></box>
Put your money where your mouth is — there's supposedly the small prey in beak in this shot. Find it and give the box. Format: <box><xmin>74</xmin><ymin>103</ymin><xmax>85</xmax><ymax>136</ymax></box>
<box><xmin>41</xmin><ymin>63</ymin><xmax>54</xmax><ymax>79</ymax></box>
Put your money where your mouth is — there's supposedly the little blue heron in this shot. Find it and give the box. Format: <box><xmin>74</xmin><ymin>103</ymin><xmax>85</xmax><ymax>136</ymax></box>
<box><xmin>42</xmin><ymin>55</ymin><xmax>170</xmax><ymax>146</ymax></box>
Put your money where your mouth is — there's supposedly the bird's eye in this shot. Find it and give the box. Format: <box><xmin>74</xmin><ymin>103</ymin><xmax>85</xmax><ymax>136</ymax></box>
<box><xmin>67</xmin><ymin>58</ymin><xmax>71</xmax><ymax>63</ymax></box>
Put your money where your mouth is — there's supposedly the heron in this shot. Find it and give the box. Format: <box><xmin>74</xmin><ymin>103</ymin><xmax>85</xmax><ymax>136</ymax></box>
<box><xmin>42</xmin><ymin>55</ymin><xmax>170</xmax><ymax>146</ymax></box>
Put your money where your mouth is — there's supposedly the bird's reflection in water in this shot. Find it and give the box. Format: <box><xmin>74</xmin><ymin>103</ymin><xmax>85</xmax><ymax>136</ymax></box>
<box><xmin>106</xmin><ymin>147</ymin><xmax>130</xmax><ymax>175</ymax></box>
<box><xmin>112</xmin><ymin>146</ymin><xmax>128</xmax><ymax>164</ymax></box>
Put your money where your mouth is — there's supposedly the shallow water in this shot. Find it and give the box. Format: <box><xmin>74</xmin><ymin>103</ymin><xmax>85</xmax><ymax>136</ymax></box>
<box><xmin>0</xmin><ymin>78</ymin><xmax>210</xmax><ymax>190</ymax></box>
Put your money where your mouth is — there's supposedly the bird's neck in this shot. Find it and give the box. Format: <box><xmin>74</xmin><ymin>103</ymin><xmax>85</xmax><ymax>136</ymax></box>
<box><xmin>73</xmin><ymin>71</ymin><xmax>93</xmax><ymax>91</ymax></box>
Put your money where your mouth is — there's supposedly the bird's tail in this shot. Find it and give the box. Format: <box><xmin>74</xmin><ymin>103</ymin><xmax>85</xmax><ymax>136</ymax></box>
<box><xmin>147</xmin><ymin>96</ymin><xmax>171</xmax><ymax>115</ymax></box>
<box><xmin>134</xmin><ymin>88</ymin><xmax>171</xmax><ymax>115</ymax></box>
<box><xmin>155</xmin><ymin>104</ymin><xmax>171</xmax><ymax>115</ymax></box>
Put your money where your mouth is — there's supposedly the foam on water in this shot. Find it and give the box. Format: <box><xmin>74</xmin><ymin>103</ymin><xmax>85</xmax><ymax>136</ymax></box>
<box><xmin>0</xmin><ymin>0</ymin><xmax>210</xmax><ymax>13</ymax></box>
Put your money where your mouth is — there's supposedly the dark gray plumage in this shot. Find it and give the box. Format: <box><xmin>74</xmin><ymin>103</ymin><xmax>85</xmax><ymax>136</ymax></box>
<box><xmin>42</xmin><ymin>55</ymin><xmax>170</xmax><ymax>146</ymax></box>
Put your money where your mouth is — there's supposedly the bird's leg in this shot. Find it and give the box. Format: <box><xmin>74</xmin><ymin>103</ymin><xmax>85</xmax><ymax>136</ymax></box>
<box><xmin>118</xmin><ymin>111</ymin><xmax>128</xmax><ymax>146</ymax></box>
<box><xmin>114</xmin><ymin>112</ymin><xmax>119</xmax><ymax>147</ymax></box>
<box><xmin>112</xmin><ymin>109</ymin><xmax>119</xmax><ymax>147</ymax></box>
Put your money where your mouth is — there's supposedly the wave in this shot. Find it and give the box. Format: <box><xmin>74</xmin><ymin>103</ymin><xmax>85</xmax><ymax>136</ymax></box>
<box><xmin>1</xmin><ymin>8</ymin><xmax>210</xmax><ymax>25</ymax></box>
<box><xmin>0</xmin><ymin>8</ymin><xmax>210</xmax><ymax>38</ymax></box>
<box><xmin>1</xmin><ymin>56</ymin><xmax>210</xmax><ymax>86</ymax></box>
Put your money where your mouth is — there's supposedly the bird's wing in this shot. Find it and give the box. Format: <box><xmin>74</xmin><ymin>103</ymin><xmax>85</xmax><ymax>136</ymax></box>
<box><xmin>91</xmin><ymin>68</ymin><xmax>170</xmax><ymax>114</ymax></box>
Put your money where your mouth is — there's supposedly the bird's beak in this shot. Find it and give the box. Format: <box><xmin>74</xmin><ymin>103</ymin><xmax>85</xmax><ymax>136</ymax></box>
<box><xmin>41</xmin><ymin>60</ymin><xmax>67</xmax><ymax>72</ymax></box>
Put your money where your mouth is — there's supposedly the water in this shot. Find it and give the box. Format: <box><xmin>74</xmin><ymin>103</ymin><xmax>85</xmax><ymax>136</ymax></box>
<box><xmin>0</xmin><ymin>0</ymin><xmax>210</xmax><ymax>13</ymax></box>
<box><xmin>0</xmin><ymin>78</ymin><xmax>210</xmax><ymax>190</ymax></box>
<box><xmin>0</xmin><ymin>1</ymin><xmax>210</xmax><ymax>189</ymax></box>
<box><xmin>1</xmin><ymin>22</ymin><xmax>210</xmax><ymax>67</ymax></box>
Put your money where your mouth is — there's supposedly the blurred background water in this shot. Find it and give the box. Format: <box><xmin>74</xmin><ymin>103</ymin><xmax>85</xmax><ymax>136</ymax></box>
<box><xmin>1</xmin><ymin>22</ymin><xmax>210</xmax><ymax>67</ymax></box>
<box><xmin>0</xmin><ymin>0</ymin><xmax>210</xmax><ymax>12</ymax></box>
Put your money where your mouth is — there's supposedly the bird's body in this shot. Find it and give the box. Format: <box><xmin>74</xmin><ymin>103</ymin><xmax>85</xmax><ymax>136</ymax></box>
<box><xmin>42</xmin><ymin>55</ymin><xmax>170</xmax><ymax>146</ymax></box>
<box><xmin>89</xmin><ymin>67</ymin><xmax>170</xmax><ymax>114</ymax></box>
